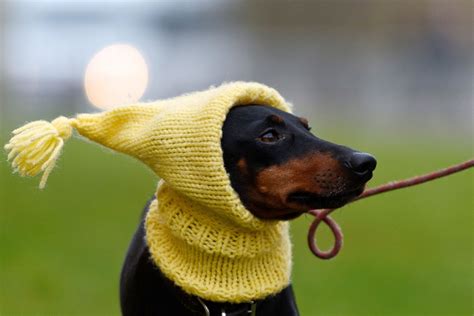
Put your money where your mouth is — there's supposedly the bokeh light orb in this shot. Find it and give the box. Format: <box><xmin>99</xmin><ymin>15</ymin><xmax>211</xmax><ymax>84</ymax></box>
<box><xmin>84</xmin><ymin>44</ymin><xmax>148</xmax><ymax>110</ymax></box>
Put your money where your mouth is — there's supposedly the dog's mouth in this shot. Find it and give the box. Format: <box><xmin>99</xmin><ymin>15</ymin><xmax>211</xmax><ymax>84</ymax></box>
<box><xmin>287</xmin><ymin>187</ymin><xmax>364</xmax><ymax>210</ymax></box>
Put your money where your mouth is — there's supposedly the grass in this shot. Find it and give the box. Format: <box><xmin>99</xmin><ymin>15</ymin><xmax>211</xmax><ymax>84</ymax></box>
<box><xmin>0</xmin><ymin>128</ymin><xmax>472</xmax><ymax>315</ymax></box>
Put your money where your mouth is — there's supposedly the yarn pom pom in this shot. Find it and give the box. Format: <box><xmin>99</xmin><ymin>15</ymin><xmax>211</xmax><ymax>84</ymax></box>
<box><xmin>4</xmin><ymin>116</ymin><xmax>73</xmax><ymax>189</ymax></box>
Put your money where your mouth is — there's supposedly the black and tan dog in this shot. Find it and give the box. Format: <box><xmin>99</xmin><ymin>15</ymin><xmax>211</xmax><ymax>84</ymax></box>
<box><xmin>120</xmin><ymin>105</ymin><xmax>376</xmax><ymax>315</ymax></box>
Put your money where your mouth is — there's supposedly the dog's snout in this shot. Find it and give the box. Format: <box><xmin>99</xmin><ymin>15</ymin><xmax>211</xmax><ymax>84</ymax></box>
<box><xmin>345</xmin><ymin>152</ymin><xmax>377</xmax><ymax>177</ymax></box>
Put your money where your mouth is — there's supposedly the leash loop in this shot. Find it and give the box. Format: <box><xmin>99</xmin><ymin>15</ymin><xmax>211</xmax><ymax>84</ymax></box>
<box><xmin>307</xmin><ymin>159</ymin><xmax>474</xmax><ymax>260</ymax></box>
<box><xmin>307</xmin><ymin>209</ymin><xmax>342</xmax><ymax>259</ymax></box>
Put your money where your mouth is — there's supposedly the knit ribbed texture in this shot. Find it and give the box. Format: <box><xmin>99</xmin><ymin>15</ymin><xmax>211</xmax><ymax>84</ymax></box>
<box><xmin>71</xmin><ymin>82</ymin><xmax>291</xmax><ymax>229</ymax></box>
<box><xmin>5</xmin><ymin>81</ymin><xmax>293</xmax><ymax>302</ymax></box>
<box><xmin>146</xmin><ymin>181</ymin><xmax>292</xmax><ymax>303</ymax></box>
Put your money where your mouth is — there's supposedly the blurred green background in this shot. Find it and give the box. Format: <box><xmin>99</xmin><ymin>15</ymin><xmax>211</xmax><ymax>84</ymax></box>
<box><xmin>1</xmin><ymin>1</ymin><xmax>472</xmax><ymax>315</ymax></box>
<box><xmin>1</xmin><ymin>129</ymin><xmax>471</xmax><ymax>315</ymax></box>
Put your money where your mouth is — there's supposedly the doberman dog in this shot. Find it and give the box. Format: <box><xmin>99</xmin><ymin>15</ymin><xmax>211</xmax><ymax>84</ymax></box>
<box><xmin>120</xmin><ymin>105</ymin><xmax>376</xmax><ymax>315</ymax></box>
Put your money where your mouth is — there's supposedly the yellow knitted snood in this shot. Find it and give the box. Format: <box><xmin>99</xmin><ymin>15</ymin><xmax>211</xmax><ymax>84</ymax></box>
<box><xmin>5</xmin><ymin>82</ymin><xmax>293</xmax><ymax>303</ymax></box>
<box><xmin>146</xmin><ymin>182</ymin><xmax>291</xmax><ymax>303</ymax></box>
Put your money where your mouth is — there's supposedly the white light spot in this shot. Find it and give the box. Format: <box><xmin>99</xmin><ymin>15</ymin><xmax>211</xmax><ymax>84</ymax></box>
<box><xmin>84</xmin><ymin>44</ymin><xmax>148</xmax><ymax>110</ymax></box>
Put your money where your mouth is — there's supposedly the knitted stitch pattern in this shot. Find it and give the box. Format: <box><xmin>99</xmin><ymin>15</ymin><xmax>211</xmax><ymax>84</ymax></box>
<box><xmin>146</xmin><ymin>181</ymin><xmax>292</xmax><ymax>302</ymax></box>
<box><xmin>5</xmin><ymin>82</ymin><xmax>293</xmax><ymax>302</ymax></box>
<box><xmin>72</xmin><ymin>82</ymin><xmax>290</xmax><ymax>229</ymax></box>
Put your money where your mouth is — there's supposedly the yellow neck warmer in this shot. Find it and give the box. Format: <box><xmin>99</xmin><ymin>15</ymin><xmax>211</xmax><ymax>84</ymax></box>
<box><xmin>5</xmin><ymin>82</ymin><xmax>293</xmax><ymax>302</ymax></box>
<box><xmin>147</xmin><ymin>181</ymin><xmax>291</xmax><ymax>302</ymax></box>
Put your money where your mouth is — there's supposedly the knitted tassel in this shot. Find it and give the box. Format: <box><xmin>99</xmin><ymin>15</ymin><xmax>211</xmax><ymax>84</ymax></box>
<box><xmin>4</xmin><ymin>116</ymin><xmax>73</xmax><ymax>189</ymax></box>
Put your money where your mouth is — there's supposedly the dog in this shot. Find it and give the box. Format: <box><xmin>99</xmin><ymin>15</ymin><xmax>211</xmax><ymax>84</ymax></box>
<box><xmin>120</xmin><ymin>105</ymin><xmax>376</xmax><ymax>315</ymax></box>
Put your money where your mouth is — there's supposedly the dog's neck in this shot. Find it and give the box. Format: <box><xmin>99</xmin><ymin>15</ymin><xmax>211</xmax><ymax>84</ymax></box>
<box><xmin>145</xmin><ymin>181</ymin><xmax>292</xmax><ymax>303</ymax></box>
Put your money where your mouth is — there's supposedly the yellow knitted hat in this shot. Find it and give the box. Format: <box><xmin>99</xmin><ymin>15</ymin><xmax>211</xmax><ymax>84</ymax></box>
<box><xmin>5</xmin><ymin>81</ymin><xmax>293</xmax><ymax>302</ymax></box>
<box><xmin>6</xmin><ymin>82</ymin><xmax>289</xmax><ymax>226</ymax></box>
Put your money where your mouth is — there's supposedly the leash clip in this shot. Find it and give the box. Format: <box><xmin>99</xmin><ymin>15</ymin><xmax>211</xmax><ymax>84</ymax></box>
<box><xmin>198</xmin><ymin>297</ymin><xmax>257</xmax><ymax>316</ymax></box>
<box><xmin>197</xmin><ymin>297</ymin><xmax>210</xmax><ymax>316</ymax></box>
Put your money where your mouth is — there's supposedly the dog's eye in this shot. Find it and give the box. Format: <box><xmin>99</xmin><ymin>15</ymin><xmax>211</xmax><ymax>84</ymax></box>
<box><xmin>258</xmin><ymin>130</ymin><xmax>283</xmax><ymax>143</ymax></box>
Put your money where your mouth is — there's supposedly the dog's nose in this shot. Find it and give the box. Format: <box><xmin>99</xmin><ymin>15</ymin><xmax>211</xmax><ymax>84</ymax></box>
<box><xmin>346</xmin><ymin>152</ymin><xmax>377</xmax><ymax>177</ymax></box>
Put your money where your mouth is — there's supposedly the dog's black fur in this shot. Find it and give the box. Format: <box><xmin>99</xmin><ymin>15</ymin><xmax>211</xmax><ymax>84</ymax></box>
<box><xmin>120</xmin><ymin>105</ymin><xmax>376</xmax><ymax>315</ymax></box>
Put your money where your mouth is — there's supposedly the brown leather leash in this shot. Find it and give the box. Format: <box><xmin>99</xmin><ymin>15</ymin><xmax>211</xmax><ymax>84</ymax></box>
<box><xmin>307</xmin><ymin>159</ymin><xmax>474</xmax><ymax>259</ymax></box>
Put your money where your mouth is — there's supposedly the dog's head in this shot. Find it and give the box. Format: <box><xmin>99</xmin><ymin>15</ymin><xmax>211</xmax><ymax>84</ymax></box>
<box><xmin>222</xmin><ymin>105</ymin><xmax>376</xmax><ymax>220</ymax></box>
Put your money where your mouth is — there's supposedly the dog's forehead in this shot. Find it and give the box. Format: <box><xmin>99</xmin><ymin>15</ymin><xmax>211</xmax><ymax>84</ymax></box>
<box><xmin>228</xmin><ymin>105</ymin><xmax>303</xmax><ymax>125</ymax></box>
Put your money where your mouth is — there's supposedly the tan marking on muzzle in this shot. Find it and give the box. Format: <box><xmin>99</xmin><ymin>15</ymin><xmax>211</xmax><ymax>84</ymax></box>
<box><xmin>256</xmin><ymin>152</ymin><xmax>347</xmax><ymax>205</ymax></box>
